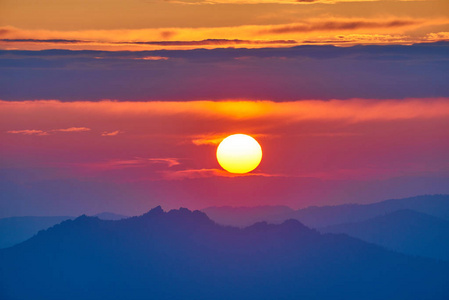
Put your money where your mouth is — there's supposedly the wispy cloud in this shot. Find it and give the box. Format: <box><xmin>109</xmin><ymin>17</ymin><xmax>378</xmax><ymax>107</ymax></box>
<box><xmin>69</xmin><ymin>158</ymin><xmax>181</xmax><ymax>172</ymax></box>
<box><xmin>258</xmin><ymin>19</ymin><xmax>422</xmax><ymax>35</ymax></box>
<box><xmin>0</xmin><ymin>38</ymin><xmax>297</xmax><ymax>46</ymax></box>
<box><xmin>53</xmin><ymin>127</ymin><xmax>91</xmax><ymax>132</ymax></box>
<box><xmin>101</xmin><ymin>130</ymin><xmax>121</xmax><ymax>136</ymax></box>
<box><xmin>7</xmin><ymin>129</ymin><xmax>49</xmax><ymax>136</ymax></box>
<box><xmin>191</xmin><ymin>133</ymin><xmax>268</xmax><ymax>146</ymax></box>
<box><xmin>7</xmin><ymin>127</ymin><xmax>90</xmax><ymax>135</ymax></box>
<box><xmin>162</xmin><ymin>168</ymin><xmax>281</xmax><ymax>180</ymax></box>
<box><xmin>148</xmin><ymin>158</ymin><xmax>181</xmax><ymax>168</ymax></box>
<box><xmin>137</xmin><ymin>56</ymin><xmax>169</xmax><ymax>61</ymax></box>
<box><xmin>2</xmin><ymin>99</ymin><xmax>449</xmax><ymax>128</ymax></box>
<box><xmin>191</xmin><ymin>135</ymin><xmax>227</xmax><ymax>146</ymax></box>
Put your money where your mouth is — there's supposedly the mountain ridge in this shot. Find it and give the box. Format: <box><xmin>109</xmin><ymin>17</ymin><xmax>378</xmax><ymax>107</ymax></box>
<box><xmin>1</xmin><ymin>206</ymin><xmax>448</xmax><ymax>300</ymax></box>
<box><xmin>0</xmin><ymin>212</ymin><xmax>129</xmax><ymax>249</ymax></box>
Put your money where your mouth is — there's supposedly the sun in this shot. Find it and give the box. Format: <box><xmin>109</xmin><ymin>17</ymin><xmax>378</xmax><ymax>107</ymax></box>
<box><xmin>216</xmin><ymin>134</ymin><xmax>262</xmax><ymax>174</ymax></box>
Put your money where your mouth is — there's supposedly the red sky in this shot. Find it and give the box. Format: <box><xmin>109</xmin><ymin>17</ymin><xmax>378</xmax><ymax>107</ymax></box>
<box><xmin>1</xmin><ymin>0</ymin><xmax>448</xmax><ymax>217</ymax></box>
<box><xmin>1</xmin><ymin>99</ymin><xmax>448</xmax><ymax>217</ymax></box>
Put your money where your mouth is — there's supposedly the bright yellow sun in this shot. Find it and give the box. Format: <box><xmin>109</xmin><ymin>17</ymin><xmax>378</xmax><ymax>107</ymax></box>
<box><xmin>216</xmin><ymin>134</ymin><xmax>262</xmax><ymax>174</ymax></box>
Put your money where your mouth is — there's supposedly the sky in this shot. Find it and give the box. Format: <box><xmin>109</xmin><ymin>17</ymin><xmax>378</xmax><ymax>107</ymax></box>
<box><xmin>1</xmin><ymin>0</ymin><xmax>448</xmax><ymax>217</ymax></box>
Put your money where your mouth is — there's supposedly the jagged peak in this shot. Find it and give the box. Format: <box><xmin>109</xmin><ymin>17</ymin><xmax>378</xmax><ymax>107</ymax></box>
<box><xmin>72</xmin><ymin>214</ymin><xmax>101</xmax><ymax>225</ymax></box>
<box><xmin>166</xmin><ymin>207</ymin><xmax>213</xmax><ymax>224</ymax></box>
<box><xmin>140</xmin><ymin>206</ymin><xmax>214</xmax><ymax>226</ymax></box>
<box><xmin>74</xmin><ymin>214</ymin><xmax>97</xmax><ymax>221</ymax></box>
<box><xmin>142</xmin><ymin>206</ymin><xmax>165</xmax><ymax>217</ymax></box>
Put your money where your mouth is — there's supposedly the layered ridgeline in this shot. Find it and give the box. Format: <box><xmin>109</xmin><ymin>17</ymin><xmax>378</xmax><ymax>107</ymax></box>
<box><xmin>1</xmin><ymin>207</ymin><xmax>448</xmax><ymax>300</ymax></box>
<box><xmin>0</xmin><ymin>212</ymin><xmax>127</xmax><ymax>249</ymax></box>
<box><xmin>321</xmin><ymin>209</ymin><xmax>449</xmax><ymax>261</ymax></box>
<box><xmin>203</xmin><ymin>195</ymin><xmax>449</xmax><ymax>262</ymax></box>
<box><xmin>3</xmin><ymin>195</ymin><xmax>447</xmax><ymax>249</ymax></box>
<box><xmin>202</xmin><ymin>195</ymin><xmax>449</xmax><ymax>228</ymax></box>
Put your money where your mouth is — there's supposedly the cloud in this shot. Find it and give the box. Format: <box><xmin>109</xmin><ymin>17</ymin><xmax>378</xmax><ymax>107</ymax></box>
<box><xmin>53</xmin><ymin>127</ymin><xmax>91</xmax><ymax>132</ymax></box>
<box><xmin>0</xmin><ymin>37</ymin><xmax>297</xmax><ymax>47</ymax></box>
<box><xmin>137</xmin><ymin>56</ymin><xmax>169</xmax><ymax>61</ymax></box>
<box><xmin>2</xmin><ymin>99</ymin><xmax>449</xmax><ymax>128</ymax></box>
<box><xmin>160</xmin><ymin>31</ymin><xmax>177</xmax><ymax>39</ymax></box>
<box><xmin>2</xmin><ymin>42</ymin><xmax>447</xmax><ymax>101</ymax></box>
<box><xmin>128</xmin><ymin>39</ymin><xmax>297</xmax><ymax>46</ymax></box>
<box><xmin>7</xmin><ymin>129</ymin><xmax>49</xmax><ymax>136</ymax></box>
<box><xmin>191</xmin><ymin>133</ymin><xmax>268</xmax><ymax>146</ymax></box>
<box><xmin>162</xmin><ymin>168</ymin><xmax>280</xmax><ymax>180</ymax></box>
<box><xmin>101</xmin><ymin>130</ymin><xmax>121</xmax><ymax>136</ymax></box>
<box><xmin>7</xmin><ymin>127</ymin><xmax>90</xmax><ymax>135</ymax></box>
<box><xmin>1</xmin><ymin>16</ymin><xmax>447</xmax><ymax>51</ymax></box>
<box><xmin>0</xmin><ymin>27</ymin><xmax>13</xmax><ymax>36</ymax></box>
<box><xmin>0</xmin><ymin>39</ymin><xmax>89</xmax><ymax>44</ymax></box>
<box><xmin>259</xmin><ymin>19</ymin><xmax>422</xmax><ymax>35</ymax></box>
<box><xmin>147</xmin><ymin>158</ymin><xmax>181</xmax><ymax>168</ymax></box>
<box><xmin>191</xmin><ymin>137</ymin><xmax>224</xmax><ymax>146</ymax></box>
<box><xmin>68</xmin><ymin>158</ymin><xmax>181</xmax><ymax>172</ymax></box>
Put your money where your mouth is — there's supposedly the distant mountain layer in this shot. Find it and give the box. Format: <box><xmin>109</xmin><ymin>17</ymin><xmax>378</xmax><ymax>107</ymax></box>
<box><xmin>0</xmin><ymin>207</ymin><xmax>448</xmax><ymax>300</ymax></box>
<box><xmin>202</xmin><ymin>205</ymin><xmax>294</xmax><ymax>227</ymax></box>
<box><xmin>92</xmin><ymin>212</ymin><xmax>128</xmax><ymax>221</ymax></box>
<box><xmin>0</xmin><ymin>212</ymin><xmax>127</xmax><ymax>249</ymax></box>
<box><xmin>203</xmin><ymin>195</ymin><xmax>449</xmax><ymax>228</ymax></box>
<box><xmin>321</xmin><ymin>209</ymin><xmax>449</xmax><ymax>261</ymax></box>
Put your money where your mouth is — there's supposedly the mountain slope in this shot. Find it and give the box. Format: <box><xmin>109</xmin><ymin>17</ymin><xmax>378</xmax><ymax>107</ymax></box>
<box><xmin>0</xmin><ymin>207</ymin><xmax>448</xmax><ymax>300</ymax></box>
<box><xmin>0</xmin><ymin>212</ymin><xmax>127</xmax><ymax>249</ymax></box>
<box><xmin>0</xmin><ymin>216</ymin><xmax>73</xmax><ymax>249</ymax></box>
<box><xmin>321</xmin><ymin>209</ymin><xmax>449</xmax><ymax>261</ymax></box>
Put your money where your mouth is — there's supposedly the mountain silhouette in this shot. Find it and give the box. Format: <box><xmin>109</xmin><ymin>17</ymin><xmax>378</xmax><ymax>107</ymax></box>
<box><xmin>0</xmin><ymin>216</ymin><xmax>73</xmax><ymax>249</ymax></box>
<box><xmin>321</xmin><ymin>209</ymin><xmax>449</xmax><ymax>261</ymax></box>
<box><xmin>1</xmin><ymin>206</ymin><xmax>448</xmax><ymax>300</ymax></box>
<box><xmin>203</xmin><ymin>194</ymin><xmax>449</xmax><ymax>228</ymax></box>
<box><xmin>0</xmin><ymin>212</ymin><xmax>128</xmax><ymax>249</ymax></box>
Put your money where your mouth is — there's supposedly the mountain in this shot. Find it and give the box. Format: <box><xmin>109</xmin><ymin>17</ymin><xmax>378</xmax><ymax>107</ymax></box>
<box><xmin>0</xmin><ymin>212</ymin><xmax>128</xmax><ymax>249</ymax></box>
<box><xmin>92</xmin><ymin>212</ymin><xmax>128</xmax><ymax>220</ymax></box>
<box><xmin>202</xmin><ymin>205</ymin><xmax>294</xmax><ymax>227</ymax></box>
<box><xmin>202</xmin><ymin>194</ymin><xmax>449</xmax><ymax>228</ymax></box>
<box><xmin>0</xmin><ymin>216</ymin><xmax>73</xmax><ymax>249</ymax></box>
<box><xmin>1</xmin><ymin>207</ymin><xmax>448</xmax><ymax>300</ymax></box>
<box><xmin>320</xmin><ymin>209</ymin><xmax>449</xmax><ymax>261</ymax></box>
<box><xmin>293</xmin><ymin>194</ymin><xmax>449</xmax><ymax>228</ymax></box>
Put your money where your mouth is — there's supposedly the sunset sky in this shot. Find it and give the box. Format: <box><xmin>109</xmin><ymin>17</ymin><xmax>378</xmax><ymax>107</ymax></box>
<box><xmin>1</xmin><ymin>0</ymin><xmax>448</xmax><ymax>217</ymax></box>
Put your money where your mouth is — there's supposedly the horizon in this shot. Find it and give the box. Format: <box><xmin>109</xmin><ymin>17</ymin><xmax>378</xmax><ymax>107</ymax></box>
<box><xmin>2</xmin><ymin>193</ymin><xmax>447</xmax><ymax>219</ymax></box>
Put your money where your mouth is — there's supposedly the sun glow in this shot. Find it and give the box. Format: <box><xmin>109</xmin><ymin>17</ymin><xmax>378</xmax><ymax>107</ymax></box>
<box><xmin>216</xmin><ymin>134</ymin><xmax>262</xmax><ymax>174</ymax></box>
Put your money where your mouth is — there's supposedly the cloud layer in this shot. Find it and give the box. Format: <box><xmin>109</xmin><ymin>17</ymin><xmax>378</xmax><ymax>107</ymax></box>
<box><xmin>1</xmin><ymin>42</ymin><xmax>448</xmax><ymax>101</ymax></box>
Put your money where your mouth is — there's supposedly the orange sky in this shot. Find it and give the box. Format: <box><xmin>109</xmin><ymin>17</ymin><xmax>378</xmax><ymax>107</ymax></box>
<box><xmin>1</xmin><ymin>0</ymin><xmax>448</xmax><ymax>50</ymax></box>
